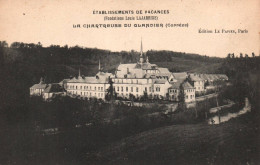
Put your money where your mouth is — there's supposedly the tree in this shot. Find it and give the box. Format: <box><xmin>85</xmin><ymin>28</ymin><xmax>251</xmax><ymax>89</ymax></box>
<box><xmin>105</xmin><ymin>77</ymin><xmax>115</xmax><ymax>101</ymax></box>
<box><xmin>240</xmin><ymin>53</ymin><xmax>243</xmax><ymax>58</ymax></box>
<box><xmin>11</xmin><ymin>42</ymin><xmax>21</xmax><ymax>48</ymax></box>
<box><xmin>178</xmin><ymin>82</ymin><xmax>186</xmax><ymax>110</ymax></box>
<box><xmin>0</xmin><ymin>41</ymin><xmax>8</xmax><ymax>47</ymax></box>
<box><xmin>37</xmin><ymin>42</ymin><xmax>42</xmax><ymax>48</ymax></box>
<box><xmin>227</xmin><ymin>53</ymin><xmax>231</xmax><ymax>58</ymax></box>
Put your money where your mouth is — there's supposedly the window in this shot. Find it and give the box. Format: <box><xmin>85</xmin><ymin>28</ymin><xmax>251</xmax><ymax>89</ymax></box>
<box><xmin>121</xmin><ymin>87</ymin><xmax>123</xmax><ymax>92</ymax></box>
<box><xmin>80</xmin><ymin>86</ymin><xmax>82</xmax><ymax>89</ymax></box>
<box><xmin>95</xmin><ymin>87</ymin><xmax>96</xmax><ymax>90</ymax></box>
<box><xmin>156</xmin><ymin>87</ymin><xmax>160</xmax><ymax>92</ymax></box>
<box><xmin>76</xmin><ymin>86</ymin><xmax>77</xmax><ymax>89</ymax></box>
<box><xmin>145</xmin><ymin>87</ymin><xmax>147</xmax><ymax>92</ymax></box>
<box><xmin>131</xmin><ymin>87</ymin><xmax>133</xmax><ymax>92</ymax></box>
<box><xmin>90</xmin><ymin>86</ymin><xmax>92</xmax><ymax>90</ymax></box>
<box><xmin>126</xmin><ymin>87</ymin><xmax>128</xmax><ymax>92</ymax></box>
<box><xmin>101</xmin><ymin>87</ymin><xmax>103</xmax><ymax>91</ymax></box>
<box><xmin>149</xmin><ymin>87</ymin><xmax>151</xmax><ymax>92</ymax></box>
<box><xmin>98</xmin><ymin>87</ymin><xmax>100</xmax><ymax>91</ymax></box>
<box><xmin>136</xmin><ymin>87</ymin><xmax>138</xmax><ymax>92</ymax></box>
<box><xmin>117</xmin><ymin>87</ymin><xmax>119</xmax><ymax>91</ymax></box>
<box><xmin>186</xmin><ymin>95</ymin><xmax>188</xmax><ymax>99</ymax></box>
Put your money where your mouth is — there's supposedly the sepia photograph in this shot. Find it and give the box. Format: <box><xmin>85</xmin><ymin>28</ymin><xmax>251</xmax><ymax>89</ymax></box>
<box><xmin>0</xmin><ymin>0</ymin><xmax>259</xmax><ymax>164</ymax></box>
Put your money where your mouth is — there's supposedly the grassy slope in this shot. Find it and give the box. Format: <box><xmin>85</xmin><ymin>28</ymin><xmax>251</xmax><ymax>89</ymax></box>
<box><xmin>87</xmin><ymin>113</ymin><xmax>260</xmax><ymax>165</ymax></box>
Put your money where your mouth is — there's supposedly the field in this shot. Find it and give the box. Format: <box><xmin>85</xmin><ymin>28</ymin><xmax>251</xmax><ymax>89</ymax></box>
<box><xmin>1</xmin><ymin>111</ymin><xmax>258</xmax><ymax>165</ymax></box>
<box><xmin>87</xmin><ymin>113</ymin><xmax>260</xmax><ymax>165</ymax></box>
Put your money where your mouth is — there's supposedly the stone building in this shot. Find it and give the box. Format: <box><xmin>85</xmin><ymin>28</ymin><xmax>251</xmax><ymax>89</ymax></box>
<box><xmin>30</xmin><ymin>78</ymin><xmax>47</xmax><ymax>96</ymax></box>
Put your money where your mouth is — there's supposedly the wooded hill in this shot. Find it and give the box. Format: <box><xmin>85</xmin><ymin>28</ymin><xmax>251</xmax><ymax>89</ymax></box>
<box><xmin>0</xmin><ymin>42</ymin><xmax>224</xmax><ymax>85</ymax></box>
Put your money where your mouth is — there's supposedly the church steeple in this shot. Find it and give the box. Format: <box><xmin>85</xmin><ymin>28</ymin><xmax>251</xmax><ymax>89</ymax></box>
<box><xmin>98</xmin><ymin>59</ymin><xmax>101</xmax><ymax>71</ymax></box>
<box><xmin>78</xmin><ymin>67</ymin><xmax>81</xmax><ymax>78</ymax></box>
<box><xmin>139</xmin><ymin>38</ymin><xmax>144</xmax><ymax>64</ymax></box>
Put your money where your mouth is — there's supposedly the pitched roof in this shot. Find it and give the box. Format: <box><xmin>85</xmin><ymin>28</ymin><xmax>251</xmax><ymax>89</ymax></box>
<box><xmin>138</xmin><ymin>63</ymin><xmax>157</xmax><ymax>69</ymax></box>
<box><xmin>189</xmin><ymin>74</ymin><xmax>204</xmax><ymax>81</ymax></box>
<box><xmin>172</xmin><ymin>72</ymin><xmax>188</xmax><ymax>80</ymax></box>
<box><xmin>59</xmin><ymin>79</ymin><xmax>70</xmax><ymax>85</ymax></box>
<box><xmin>169</xmin><ymin>81</ymin><xmax>182</xmax><ymax>89</ymax></box>
<box><xmin>154</xmin><ymin>79</ymin><xmax>168</xmax><ymax>84</ymax></box>
<box><xmin>182</xmin><ymin>81</ymin><xmax>195</xmax><ymax>89</ymax></box>
<box><xmin>158</xmin><ymin>67</ymin><xmax>170</xmax><ymax>73</ymax></box>
<box><xmin>30</xmin><ymin>82</ymin><xmax>47</xmax><ymax>89</ymax></box>
<box><xmin>144</xmin><ymin>72</ymin><xmax>172</xmax><ymax>79</ymax></box>
<box><xmin>67</xmin><ymin>72</ymin><xmax>111</xmax><ymax>84</ymax></box>
<box><xmin>117</xmin><ymin>63</ymin><xmax>137</xmax><ymax>71</ymax></box>
<box><xmin>44</xmin><ymin>84</ymin><xmax>64</xmax><ymax>93</ymax></box>
<box><xmin>199</xmin><ymin>74</ymin><xmax>228</xmax><ymax>81</ymax></box>
<box><xmin>169</xmin><ymin>81</ymin><xmax>194</xmax><ymax>89</ymax></box>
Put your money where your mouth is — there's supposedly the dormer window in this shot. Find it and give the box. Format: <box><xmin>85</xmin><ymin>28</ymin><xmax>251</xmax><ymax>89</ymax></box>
<box><xmin>96</xmin><ymin>75</ymin><xmax>99</xmax><ymax>79</ymax></box>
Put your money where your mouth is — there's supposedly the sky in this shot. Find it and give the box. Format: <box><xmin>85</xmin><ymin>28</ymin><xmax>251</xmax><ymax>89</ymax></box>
<box><xmin>0</xmin><ymin>0</ymin><xmax>259</xmax><ymax>57</ymax></box>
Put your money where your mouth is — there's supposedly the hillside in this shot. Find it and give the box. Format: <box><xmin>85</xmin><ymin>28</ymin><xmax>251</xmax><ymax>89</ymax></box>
<box><xmin>86</xmin><ymin>113</ymin><xmax>260</xmax><ymax>165</ymax></box>
<box><xmin>1</xmin><ymin>45</ymin><xmax>224</xmax><ymax>83</ymax></box>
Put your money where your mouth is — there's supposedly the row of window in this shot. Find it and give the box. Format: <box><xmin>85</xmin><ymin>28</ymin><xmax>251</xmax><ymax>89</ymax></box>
<box><xmin>69</xmin><ymin>91</ymin><xmax>104</xmax><ymax>97</ymax></box>
<box><xmin>114</xmin><ymin>86</ymin><xmax>161</xmax><ymax>93</ymax></box>
<box><xmin>68</xmin><ymin>85</ymin><xmax>104</xmax><ymax>91</ymax></box>
<box><xmin>195</xmin><ymin>87</ymin><xmax>203</xmax><ymax>90</ymax></box>
<box><xmin>169</xmin><ymin>89</ymin><xmax>178</xmax><ymax>93</ymax></box>
<box><xmin>186</xmin><ymin>89</ymin><xmax>195</xmax><ymax>93</ymax></box>
<box><xmin>114</xmin><ymin>79</ymin><xmax>142</xmax><ymax>84</ymax></box>
<box><xmin>185</xmin><ymin>95</ymin><xmax>195</xmax><ymax>99</ymax></box>
<box><xmin>116</xmin><ymin>86</ymin><xmax>138</xmax><ymax>92</ymax></box>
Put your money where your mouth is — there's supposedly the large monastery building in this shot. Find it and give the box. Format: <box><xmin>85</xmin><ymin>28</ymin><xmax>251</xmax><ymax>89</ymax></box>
<box><xmin>30</xmin><ymin>40</ymin><xmax>228</xmax><ymax>103</ymax></box>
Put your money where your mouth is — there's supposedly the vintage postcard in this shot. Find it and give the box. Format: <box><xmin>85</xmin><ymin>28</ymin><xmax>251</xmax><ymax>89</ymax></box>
<box><xmin>0</xmin><ymin>0</ymin><xmax>259</xmax><ymax>164</ymax></box>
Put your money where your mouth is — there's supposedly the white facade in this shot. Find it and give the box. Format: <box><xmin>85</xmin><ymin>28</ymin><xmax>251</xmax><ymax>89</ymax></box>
<box><xmin>67</xmin><ymin>82</ymin><xmax>109</xmax><ymax>99</ymax></box>
<box><xmin>193</xmin><ymin>81</ymin><xmax>204</xmax><ymax>92</ymax></box>
<box><xmin>184</xmin><ymin>88</ymin><xmax>196</xmax><ymax>103</ymax></box>
<box><xmin>66</xmin><ymin>71</ymin><xmax>112</xmax><ymax>100</ymax></box>
<box><xmin>30</xmin><ymin>80</ymin><xmax>47</xmax><ymax>96</ymax></box>
<box><xmin>188</xmin><ymin>74</ymin><xmax>205</xmax><ymax>93</ymax></box>
<box><xmin>112</xmin><ymin>78</ymin><xmax>171</xmax><ymax>99</ymax></box>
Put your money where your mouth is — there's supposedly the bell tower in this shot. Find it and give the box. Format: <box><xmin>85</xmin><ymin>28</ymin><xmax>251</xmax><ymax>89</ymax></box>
<box><xmin>139</xmin><ymin>38</ymin><xmax>144</xmax><ymax>64</ymax></box>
